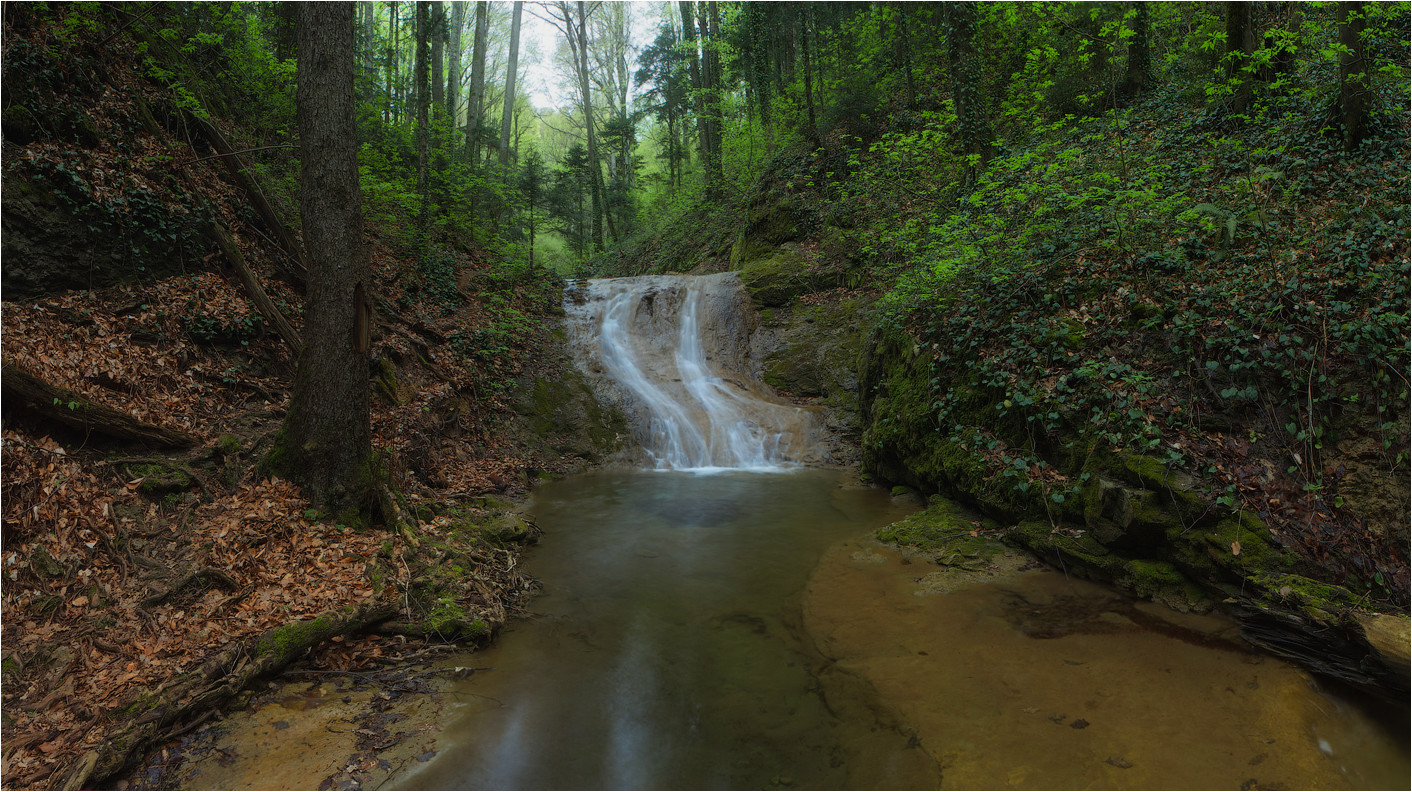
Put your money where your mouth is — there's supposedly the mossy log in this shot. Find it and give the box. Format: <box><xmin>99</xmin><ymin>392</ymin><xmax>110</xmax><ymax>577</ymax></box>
<box><xmin>1</xmin><ymin>363</ymin><xmax>197</xmax><ymax>448</ymax></box>
<box><xmin>58</xmin><ymin>599</ymin><xmax>397</xmax><ymax>790</ymax></box>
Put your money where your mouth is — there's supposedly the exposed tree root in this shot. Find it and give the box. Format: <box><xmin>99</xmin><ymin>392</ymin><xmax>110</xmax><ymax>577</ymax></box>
<box><xmin>1</xmin><ymin>363</ymin><xmax>198</xmax><ymax>449</ymax></box>
<box><xmin>57</xmin><ymin>600</ymin><xmax>398</xmax><ymax>790</ymax></box>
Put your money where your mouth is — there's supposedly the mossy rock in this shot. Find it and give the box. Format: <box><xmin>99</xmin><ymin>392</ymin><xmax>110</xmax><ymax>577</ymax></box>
<box><xmin>745</xmin><ymin>199</ymin><xmax>800</xmax><ymax>244</ymax></box>
<box><xmin>481</xmin><ymin>513</ymin><xmax>541</xmax><ymax>544</ymax></box>
<box><xmin>424</xmin><ymin>599</ymin><xmax>491</xmax><ymax>642</ymax></box>
<box><xmin>28</xmin><ymin>546</ymin><xmax>67</xmax><ymax>580</ymax></box>
<box><xmin>735</xmin><ymin>248</ymin><xmax>816</xmax><ymax>308</ymax></box>
<box><xmin>510</xmin><ymin>363</ymin><xmax>627</xmax><ymax>464</ymax></box>
<box><xmin>216</xmin><ymin>434</ymin><xmax>242</xmax><ymax>457</ymax></box>
<box><xmin>729</xmin><ymin>232</ymin><xmax>776</xmax><ymax>269</ymax></box>
<box><xmin>877</xmin><ymin>496</ymin><xmax>1004</xmax><ymax>570</ymax></box>
<box><xmin>2</xmin><ymin>105</ymin><xmax>36</xmax><ymax>145</ymax></box>
<box><xmin>859</xmin><ymin>326</ymin><xmax>1039</xmax><ymax>521</ymax></box>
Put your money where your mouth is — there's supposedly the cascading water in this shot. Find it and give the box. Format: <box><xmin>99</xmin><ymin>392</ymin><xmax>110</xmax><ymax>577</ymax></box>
<box><xmin>565</xmin><ymin>273</ymin><xmax>821</xmax><ymax>471</ymax></box>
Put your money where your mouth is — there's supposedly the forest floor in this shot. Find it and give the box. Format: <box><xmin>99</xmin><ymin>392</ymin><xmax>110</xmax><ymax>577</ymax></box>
<box><xmin>0</xmin><ymin>230</ymin><xmax>572</xmax><ymax>789</ymax></box>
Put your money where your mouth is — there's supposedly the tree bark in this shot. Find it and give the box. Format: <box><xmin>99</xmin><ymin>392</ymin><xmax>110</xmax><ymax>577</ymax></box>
<box><xmin>1</xmin><ymin>363</ymin><xmax>198</xmax><ymax>449</ymax></box>
<box><xmin>1336</xmin><ymin>2</ymin><xmax>1372</xmax><ymax>151</ymax></box>
<box><xmin>447</xmin><ymin>1</ymin><xmax>464</xmax><ymax>133</ymax></box>
<box><xmin>499</xmin><ymin>1</ymin><xmax>524</xmax><ymax>168</ymax></box>
<box><xmin>283</xmin><ymin>2</ymin><xmax>374</xmax><ymax>511</ymax></box>
<box><xmin>431</xmin><ymin>3</ymin><xmax>445</xmax><ymax>121</ymax></box>
<box><xmin>705</xmin><ymin>1</ymin><xmax>725</xmax><ymax>191</ymax></box>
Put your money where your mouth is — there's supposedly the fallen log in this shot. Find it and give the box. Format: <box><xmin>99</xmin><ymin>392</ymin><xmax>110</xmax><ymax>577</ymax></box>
<box><xmin>204</xmin><ymin>221</ymin><xmax>302</xmax><ymax>352</ymax></box>
<box><xmin>188</xmin><ymin>113</ymin><xmax>309</xmax><ymax>283</ymax></box>
<box><xmin>58</xmin><ymin>599</ymin><xmax>398</xmax><ymax>790</ymax></box>
<box><xmin>1</xmin><ymin>363</ymin><xmax>197</xmax><ymax>449</ymax></box>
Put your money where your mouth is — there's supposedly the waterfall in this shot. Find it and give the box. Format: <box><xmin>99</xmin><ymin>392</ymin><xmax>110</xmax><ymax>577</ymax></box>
<box><xmin>565</xmin><ymin>273</ymin><xmax>821</xmax><ymax>471</ymax></box>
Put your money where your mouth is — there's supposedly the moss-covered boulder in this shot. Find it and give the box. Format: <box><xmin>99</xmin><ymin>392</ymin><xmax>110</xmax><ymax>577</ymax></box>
<box><xmin>734</xmin><ymin>247</ymin><xmax>819</xmax><ymax>308</ymax></box>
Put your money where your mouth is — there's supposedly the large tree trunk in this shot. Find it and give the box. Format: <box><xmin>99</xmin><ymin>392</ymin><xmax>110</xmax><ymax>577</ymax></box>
<box><xmin>282</xmin><ymin>2</ymin><xmax>373</xmax><ymax>511</ymax></box>
<box><xmin>945</xmin><ymin>1</ymin><xmax>994</xmax><ymax>166</ymax></box>
<box><xmin>499</xmin><ymin>1</ymin><xmax>524</xmax><ymax>167</ymax></box>
<box><xmin>1336</xmin><ymin>2</ymin><xmax>1372</xmax><ymax>151</ymax></box>
<box><xmin>705</xmin><ymin>1</ymin><xmax>725</xmax><ymax>191</ymax></box>
<box><xmin>467</xmin><ymin>1</ymin><xmax>489</xmax><ymax>161</ymax></box>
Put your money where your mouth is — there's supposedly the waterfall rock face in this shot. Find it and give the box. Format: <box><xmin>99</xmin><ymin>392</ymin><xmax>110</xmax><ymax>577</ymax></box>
<box><xmin>564</xmin><ymin>273</ymin><xmax>824</xmax><ymax>470</ymax></box>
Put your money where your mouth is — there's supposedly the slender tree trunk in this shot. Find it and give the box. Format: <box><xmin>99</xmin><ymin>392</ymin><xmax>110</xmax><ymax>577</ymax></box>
<box><xmin>1336</xmin><ymin>2</ymin><xmax>1372</xmax><ymax>151</ymax></box>
<box><xmin>431</xmin><ymin>3</ymin><xmax>445</xmax><ymax>121</ymax></box>
<box><xmin>891</xmin><ymin>3</ymin><xmax>915</xmax><ymax>108</ymax></box>
<box><xmin>572</xmin><ymin>0</ymin><xmax>614</xmax><ymax>248</ymax></box>
<box><xmin>678</xmin><ymin>1</ymin><xmax>707</xmax><ymax>178</ymax></box>
<box><xmin>467</xmin><ymin>0</ymin><xmax>489</xmax><ymax>160</ymax></box>
<box><xmin>706</xmin><ymin>1</ymin><xmax>725</xmax><ymax>190</ymax></box>
<box><xmin>415</xmin><ymin>1</ymin><xmax>431</xmax><ymax>233</ymax></box>
<box><xmin>1223</xmin><ymin>0</ymin><xmax>1257</xmax><ymax>114</ymax></box>
<box><xmin>389</xmin><ymin>1</ymin><xmax>400</xmax><ymax>123</ymax></box>
<box><xmin>499</xmin><ymin>1</ymin><xmax>523</xmax><ymax>167</ymax></box>
<box><xmin>799</xmin><ymin>4</ymin><xmax>820</xmax><ymax>151</ymax></box>
<box><xmin>945</xmin><ymin>1</ymin><xmax>994</xmax><ymax>166</ymax></box>
<box><xmin>447</xmin><ymin>1</ymin><xmax>463</xmax><ymax>133</ymax></box>
<box><xmin>1124</xmin><ymin>1</ymin><xmax>1152</xmax><ymax>95</ymax></box>
<box><xmin>284</xmin><ymin>1</ymin><xmax>373</xmax><ymax>511</ymax></box>
<box><xmin>384</xmin><ymin>2</ymin><xmax>395</xmax><ymax>123</ymax></box>
<box><xmin>361</xmin><ymin>2</ymin><xmax>376</xmax><ymax>88</ymax></box>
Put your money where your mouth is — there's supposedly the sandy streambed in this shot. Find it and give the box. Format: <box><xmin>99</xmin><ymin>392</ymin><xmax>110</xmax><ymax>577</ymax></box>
<box><xmin>803</xmin><ymin>535</ymin><xmax>1410</xmax><ymax>790</ymax></box>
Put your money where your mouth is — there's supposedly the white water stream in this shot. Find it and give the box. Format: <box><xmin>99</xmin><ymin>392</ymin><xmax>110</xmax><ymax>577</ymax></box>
<box><xmin>564</xmin><ymin>273</ymin><xmax>821</xmax><ymax>471</ymax></box>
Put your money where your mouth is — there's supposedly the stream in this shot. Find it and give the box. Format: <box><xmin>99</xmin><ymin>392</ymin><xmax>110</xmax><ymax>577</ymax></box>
<box><xmin>393</xmin><ymin>467</ymin><xmax>1406</xmax><ymax>790</ymax></box>
<box><xmin>390</xmin><ymin>275</ymin><xmax>1407</xmax><ymax>790</ymax></box>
